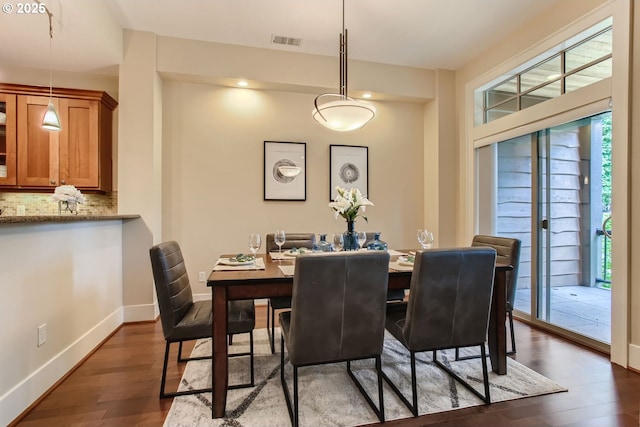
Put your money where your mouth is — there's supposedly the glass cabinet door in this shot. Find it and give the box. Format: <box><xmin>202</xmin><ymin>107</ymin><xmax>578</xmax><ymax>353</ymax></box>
<box><xmin>0</xmin><ymin>93</ymin><xmax>17</xmax><ymax>185</ymax></box>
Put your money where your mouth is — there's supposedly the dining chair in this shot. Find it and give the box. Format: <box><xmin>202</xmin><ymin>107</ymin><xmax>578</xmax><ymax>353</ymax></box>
<box><xmin>280</xmin><ymin>251</ymin><xmax>390</xmax><ymax>427</ymax></box>
<box><xmin>150</xmin><ymin>240</ymin><xmax>256</xmax><ymax>398</ymax></box>
<box><xmin>471</xmin><ymin>234</ymin><xmax>521</xmax><ymax>355</ymax></box>
<box><xmin>383</xmin><ymin>247</ymin><xmax>497</xmax><ymax>416</ymax></box>
<box><xmin>265</xmin><ymin>232</ymin><xmax>316</xmax><ymax>354</ymax></box>
<box><xmin>363</xmin><ymin>231</ymin><xmax>405</xmax><ymax>302</ymax></box>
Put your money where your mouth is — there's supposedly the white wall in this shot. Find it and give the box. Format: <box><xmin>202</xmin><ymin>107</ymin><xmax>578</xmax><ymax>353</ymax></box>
<box><xmin>0</xmin><ymin>220</ymin><xmax>125</xmax><ymax>426</ymax></box>
<box><xmin>161</xmin><ymin>80</ymin><xmax>425</xmax><ymax>296</ymax></box>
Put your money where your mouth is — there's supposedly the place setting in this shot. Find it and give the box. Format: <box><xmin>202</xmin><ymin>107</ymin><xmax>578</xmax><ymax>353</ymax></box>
<box><xmin>213</xmin><ymin>233</ymin><xmax>266</xmax><ymax>271</ymax></box>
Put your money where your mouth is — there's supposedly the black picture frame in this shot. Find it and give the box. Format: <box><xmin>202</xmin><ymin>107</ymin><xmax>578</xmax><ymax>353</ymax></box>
<box><xmin>264</xmin><ymin>141</ymin><xmax>307</xmax><ymax>201</ymax></box>
<box><xmin>329</xmin><ymin>144</ymin><xmax>369</xmax><ymax>201</ymax></box>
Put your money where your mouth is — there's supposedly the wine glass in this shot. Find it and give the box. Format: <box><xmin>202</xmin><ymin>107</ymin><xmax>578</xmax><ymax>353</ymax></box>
<box><xmin>417</xmin><ymin>229</ymin><xmax>434</xmax><ymax>249</ymax></box>
<box><xmin>332</xmin><ymin>233</ymin><xmax>344</xmax><ymax>251</ymax></box>
<box><xmin>357</xmin><ymin>231</ymin><xmax>367</xmax><ymax>250</ymax></box>
<box><xmin>249</xmin><ymin>233</ymin><xmax>261</xmax><ymax>259</ymax></box>
<box><xmin>274</xmin><ymin>230</ymin><xmax>286</xmax><ymax>255</ymax></box>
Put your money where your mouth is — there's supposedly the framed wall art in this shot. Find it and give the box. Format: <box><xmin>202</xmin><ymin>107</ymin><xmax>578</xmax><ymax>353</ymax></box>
<box><xmin>329</xmin><ymin>144</ymin><xmax>368</xmax><ymax>201</ymax></box>
<box><xmin>264</xmin><ymin>141</ymin><xmax>307</xmax><ymax>201</ymax></box>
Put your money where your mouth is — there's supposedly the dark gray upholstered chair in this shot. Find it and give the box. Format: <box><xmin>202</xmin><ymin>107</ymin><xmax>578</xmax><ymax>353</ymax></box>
<box><xmin>471</xmin><ymin>235</ymin><xmax>521</xmax><ymax>354</ymax></box>
<box><xmin>150</xmin><ymin>241</ymin><xmax>256</xmax><ymax>398</ymax></box>
<box><xmin>265</xmin><ymin>232</ymin><xmax>316</xmax><ymax>354</ymax></box>
<box><xmin>280</xmin><ymin>251</ymin><xmax>390</xmax><ymax>427</ymax></box>
<box><xmin>383</xmin><ymin>247</ymin><xmax>497</xmax><ymax>415</ymax></box>
<box><xmin>363</xmin><ymin>231</ymin><xmax>405</xmax><ymax>303</ymax></box>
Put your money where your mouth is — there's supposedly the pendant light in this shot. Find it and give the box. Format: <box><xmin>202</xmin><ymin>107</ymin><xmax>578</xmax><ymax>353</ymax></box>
<box><xmin>312</xmin><ymin>0</ymin><xmax>375</xmax><ymax>132</ymax></box>
<box><xmin>41</xmin><ymin>3</ymin><xmax>61</xmax><ymax>131</ymax></box>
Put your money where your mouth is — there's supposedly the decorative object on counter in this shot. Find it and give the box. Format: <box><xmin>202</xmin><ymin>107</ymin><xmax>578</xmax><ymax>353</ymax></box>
<box><xmin>313</xmin><ymin>234</ymin><xmax>334</xmax><ymax>252</ymax></box>
<box><xmin>328</xmin><ymin>186</ymin><xmax>373</xmax><ymax>251</ymax></box>
<box><xmin>52</xmin><ymin>185</ymin><xmax>86</xmax><ymax>215</ymax></box>
<box><xmin>367</xmin><ymin>232</ymin><xmax>388</xmax><ymax>251</ymax></box>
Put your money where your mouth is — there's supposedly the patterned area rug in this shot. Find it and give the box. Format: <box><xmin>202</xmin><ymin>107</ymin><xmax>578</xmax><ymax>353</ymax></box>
<box><xmin>164</xmin><ymin>328</ymin><xmax>566</xmax><ymax>427</ymax></box>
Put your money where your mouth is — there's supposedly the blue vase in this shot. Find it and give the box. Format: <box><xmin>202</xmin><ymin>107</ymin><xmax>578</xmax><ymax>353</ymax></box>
<box><xmin>367</xmin><ymin>232</ymin><xmax>388</xmax><ymax>251</ymax></box>
<box><xmin>314</xmin><ymin>234</ymin><xmax>334</xmax><ymax>252</ymax></box>
<box><xmin>343</xmin><ymin>221</ymin><xmax>359</xmax><ymax>251</ymax></box>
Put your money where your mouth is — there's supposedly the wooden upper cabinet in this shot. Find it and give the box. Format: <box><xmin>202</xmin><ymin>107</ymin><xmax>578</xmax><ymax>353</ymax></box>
<box><xmin>1</xmin><ymin>83</ymin><xmax>116</xmax><ymax>192</ymax></box>
<box><xmin>0</xmin><ymin>92</ymin><xmax>17</xmax><ymax>186</ymax></box>
<box><xmin>59</xmin><ymin>98</ymin><xmax>99</xmax><ymax>188</ymax></box>
<box><xmin>17</xmin><ymin>95</ymin><xmax>60</xmax><ymax>187</ymax></box>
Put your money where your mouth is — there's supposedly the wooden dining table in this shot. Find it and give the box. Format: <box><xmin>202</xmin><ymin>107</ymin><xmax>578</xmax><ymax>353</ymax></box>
<box><xmin>207</xmin><ymin>251</ymin><xmax>512</xmax><ymax>418</ymax></box>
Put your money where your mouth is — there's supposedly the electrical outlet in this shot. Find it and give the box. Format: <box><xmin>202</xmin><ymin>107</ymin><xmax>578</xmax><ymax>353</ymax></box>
<box><xmin>38</xmin><ymin>324</ymin><xmax>47</xmax><ymax>347</ymax></box>
<box><xmin>198</xmin><ymin>271</ymin><xmax>206</xmax><ymax>282</ymax></box>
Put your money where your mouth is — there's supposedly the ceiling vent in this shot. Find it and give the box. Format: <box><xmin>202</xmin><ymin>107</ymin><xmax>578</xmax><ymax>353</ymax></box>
<box><xmin>271</xmin><ymin>35</ymin><xmax>303</xmax><ymax>47</ymax></box>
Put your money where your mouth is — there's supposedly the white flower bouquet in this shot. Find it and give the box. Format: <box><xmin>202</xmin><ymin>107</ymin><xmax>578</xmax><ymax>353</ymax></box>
<box><xmin>52</xmin><ymin>185</ymin><xmax>86</xmax><ymax>204</ymax></box>
<box><xmin>328</xmin><ymin>186</ymin><xmax>373</xmax><ymax>222</ymax></box>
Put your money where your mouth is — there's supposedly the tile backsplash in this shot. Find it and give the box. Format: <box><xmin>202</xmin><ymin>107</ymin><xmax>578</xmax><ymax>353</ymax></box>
<box><xmin>0</xmin><ymin>191</ymin><xmax>117</xmax><ymax>216</ymax></box>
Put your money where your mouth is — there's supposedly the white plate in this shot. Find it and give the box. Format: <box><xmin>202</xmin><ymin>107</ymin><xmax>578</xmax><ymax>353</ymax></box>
<box><xmin>284</xmin><ymin>249</ymin><xmax>310</xmax><ymax>257</ymax></box>
<box><xmin>398</xmin><ymin>256</ymin><xmax>415</xmax><ymax>267</ymax></box>
<box><xmin>218</xmin><ymin>258</ymin><xmax>255</xmax><ymax>266</ymax></box>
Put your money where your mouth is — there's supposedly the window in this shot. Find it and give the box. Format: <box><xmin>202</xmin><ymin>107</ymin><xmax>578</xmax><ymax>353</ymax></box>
<box><xmin>482</xmin><ymin>25</ymin><xmax>612</xmax><ymax>123</ymax></box>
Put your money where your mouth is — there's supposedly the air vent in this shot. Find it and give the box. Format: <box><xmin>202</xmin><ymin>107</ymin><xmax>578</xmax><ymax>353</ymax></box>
<box><xmin>271</xmin><ymin>35</ymin><xmax>303</xmax><ymax>46</ymax></box>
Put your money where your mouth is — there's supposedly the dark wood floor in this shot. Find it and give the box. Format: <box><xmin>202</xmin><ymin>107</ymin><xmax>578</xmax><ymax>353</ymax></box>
<box><xmin>12</xmin><ymin>306</ymin><xmax>640</xmax><ymax>427</ymax></box>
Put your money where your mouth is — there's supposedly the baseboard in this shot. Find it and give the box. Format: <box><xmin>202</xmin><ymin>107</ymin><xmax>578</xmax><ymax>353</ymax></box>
<box><xmin>193</xmin><ymin>292</ymin><xmax>211</xmax><ymax>302</ymax></box>
<box><xmin>629</xmin><ymin>343</ymin><xmax>640</xmax><ymax>370</ymax></box>
<box><xmin>123</xmin><ymin>303</ymin><xmax>157</xmax><ymax>322</ymax></box>
<box><xmin>1</xmin><ymin>308</ymin><xmax>124</xmax><ymax>427</ymax></box>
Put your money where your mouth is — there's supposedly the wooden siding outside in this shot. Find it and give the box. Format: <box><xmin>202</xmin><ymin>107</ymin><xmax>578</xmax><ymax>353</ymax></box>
<box><xmin>497</xmin><ymin>130</ymin><xmax>584</xmax><ymax>290</ymax></box>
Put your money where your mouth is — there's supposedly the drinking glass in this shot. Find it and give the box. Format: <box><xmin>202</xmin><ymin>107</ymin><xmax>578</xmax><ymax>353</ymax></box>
<box><xmin>417</xmin><ymin>229</ymin><xmax>434</xmax><ymax>249</ymax></box>
<box><xmin>274</xmin><ymin>230</ymin><xmax>286</xmax><ymax>254</ymax></box>
<box><xmin>357</xmin><ymin>231</ymin><xmax>367</xmax><ymax>250</ymax></box>
<box><xmin>332</xmin><ymin>233</ymin><xmax>344</xmax><ymax>251</ymax></box>
<box><xmin>249</xmin><ymin>233</ymin><xmax>262</xmax><ymax>258</ymax></box>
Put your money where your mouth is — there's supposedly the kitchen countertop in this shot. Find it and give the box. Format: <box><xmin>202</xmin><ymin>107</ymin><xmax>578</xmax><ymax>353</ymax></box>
<box><xmin>0</xmin><ymin>214</ymin><xmax>140</xmax><ymax>224</ymax></box>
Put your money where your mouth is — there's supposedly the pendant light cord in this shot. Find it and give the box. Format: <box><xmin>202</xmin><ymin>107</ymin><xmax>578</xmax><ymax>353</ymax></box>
<box><xmin>35</xmin><ymin>0</ymin><xmax>54</xmax><ymax>99</ymax></box>
<box><xmin>47</xmin><ymin>6</ymin><xmax>53</xmax><ymax>100</ymax></box>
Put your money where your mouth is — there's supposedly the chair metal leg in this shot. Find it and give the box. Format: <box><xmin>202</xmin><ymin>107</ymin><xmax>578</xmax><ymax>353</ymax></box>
<box><xmin>160</xmin><ymin>341</ymin><xmax>212</xmax><ymax>399</ymax></box>
<box><xmin>280</xmin><ymin>335</ymin><xmax>296</xmax><ymax>427</ymax></box>
<box><xmin>177</xmin><ymin>341</ymin><xmax>183</xmax><ymax>362</ymax></box>
<box><xmin>267</xmin><ymin>300</ymin><xmax>276</xmax><ymax>354</ymax></box>
<box><xmin>507</xmin><ymin>310</ymin><xmax>517</xmax><ymax>355</ymax></box>
<box><xmin>433</xmin><ymin>345</ymin><xmax>491</xmax><ymax>404</ymax></box>
<box><xmin>293</xmin><ymin>366</ymin><xmax>299</xmax><ymax>427</ymax></box>
<box><xmin>346</xmin><ymin>357</ymin><xmax>385</xmax><ymax>422</ymax></box>
<box><xmin>228</xmin><ymin>330</ymin><xmax>255</xmax><ymax>390</ymax></box>
<box><xmin>380</xmin><ymin>354</ymin><xmax>418</xmax><ymax>417</ymax></box>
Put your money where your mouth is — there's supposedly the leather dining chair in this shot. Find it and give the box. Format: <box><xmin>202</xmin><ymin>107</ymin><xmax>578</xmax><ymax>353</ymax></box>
<box><xmin>383</xmin><ymin>247</ymin><xmax>497</xmax><ymax>416</ymax></box>
<box><xmin>471</xmin><ymin>234</ymin><xmax>521</xmax><ymax>354</ymax></box>
<box><xmin>150</xmin><ymin>240</ymin><xmax>256</xmax><ymax>398</ymax></box>
<box><xmin>279</xmin><ymin>251</ymin><xmax>390</xmax><ymax>427</ymax></box>
<box><xmin>265</xmin><ymin>232</ymin><xmax>316</xmax><ymax>354</ymax></box>
<box><xmin>363</xmin><ymin>231</ymin><xmax>405</xmax><ymax>303</ymax></box>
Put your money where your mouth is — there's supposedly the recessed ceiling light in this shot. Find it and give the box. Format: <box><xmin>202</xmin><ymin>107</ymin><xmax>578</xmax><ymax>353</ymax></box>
<box><xmin>237</xmin><ymin>80</ymin><xmax>249</xmax><ymax>87</ymax></box>
<box><xmin>362</xmin><ymin>93</ymin><xmax>372</xmax><ymax>99</ymax></box>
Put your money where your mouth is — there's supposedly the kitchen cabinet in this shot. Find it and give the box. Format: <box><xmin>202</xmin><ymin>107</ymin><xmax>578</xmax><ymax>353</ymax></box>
<box><xmin>0</xmin><ymin>93</ymin><xmax>17</xmax><ymax>186</ymax></box>
<box><xmin>0</xmin><ymin>83</ymin><xmax>117</xmax><ymax>192</ymax></box>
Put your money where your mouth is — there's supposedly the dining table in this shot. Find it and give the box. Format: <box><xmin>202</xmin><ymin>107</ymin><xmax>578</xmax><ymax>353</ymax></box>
<box><xmin>207</xmin><ymin>250</ymin><xmax>512</xmax><ymax>418</ymax></box>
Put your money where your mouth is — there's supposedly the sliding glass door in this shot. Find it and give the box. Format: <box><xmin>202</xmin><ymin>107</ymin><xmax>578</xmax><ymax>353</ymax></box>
<box><xmin>476</xmin><ymin>112</ymin><xmax>612</xmax><ymax>345</ymax></box>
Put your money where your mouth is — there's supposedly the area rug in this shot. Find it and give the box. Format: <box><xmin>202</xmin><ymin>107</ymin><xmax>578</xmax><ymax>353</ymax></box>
<box><xmin>163</xmin><ymin>329</ymin><xmax>566</xmax><ymax>427</ymax></box>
